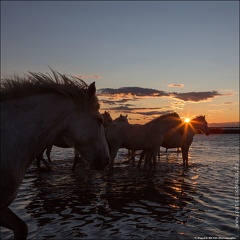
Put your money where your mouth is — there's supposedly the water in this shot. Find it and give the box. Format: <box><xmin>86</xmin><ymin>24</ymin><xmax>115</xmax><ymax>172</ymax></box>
<box><xmin>1</xmin><ymin>134</ymin><xmax>239</xmax><ymax>239</ymax></box>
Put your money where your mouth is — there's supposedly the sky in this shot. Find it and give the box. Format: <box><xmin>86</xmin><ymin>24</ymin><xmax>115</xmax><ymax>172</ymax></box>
<box><xmin>1</xmin><ymin>1</ymin><xmax>239</xmax><ymax>126</ymax></box>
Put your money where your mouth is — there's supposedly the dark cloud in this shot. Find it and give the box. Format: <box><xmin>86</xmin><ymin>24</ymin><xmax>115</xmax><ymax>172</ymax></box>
<box><xmin>171</xmin><ymin>91</ymin><xmax>222</xmax><ymax>102</ymax></box>
<box><xmin>98</xmin><ymin>87</ymin><xmax>169</xmax><ymax>97</ymax></box>
<box><xmin>135</xmin><ymin>110</ymin><xmax>173</xmax><ymax>116</ymax></box>
<box><xmin>102</xmin><ymin>105</ymin><xmax>169</xmax><ymax>116</ymax></box>
<box><xmin>100</xmin><ymin>98</ymin><xmax>136</xmax><ymax>105</ymax></box>
<box><xmin>99</xmin><ymin>87</ymin><xmax>224</xmax><ymax>102</ymax></box>
<box><xmin>100</xmin><ymin>99</ymin><xmax>116</xmax><ymax>105</ymax></box>
<box><xmin>103</xmin><ymin>106</ymin><xmax>133</xmax><ymax>112</ymax></box>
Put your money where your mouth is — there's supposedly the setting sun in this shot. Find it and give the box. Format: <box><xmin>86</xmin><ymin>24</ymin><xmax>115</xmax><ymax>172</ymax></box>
<box><xmin>184</xmin><ymin>118</ymin><xmax>191</xmax><ymax>123</ymax></box>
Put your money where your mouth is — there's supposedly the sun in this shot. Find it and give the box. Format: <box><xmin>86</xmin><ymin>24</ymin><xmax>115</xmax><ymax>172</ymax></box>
<box><xmin>184</xmin><ymin>117</ymin><xmax>191</xmax><ymax>123</ymax></box>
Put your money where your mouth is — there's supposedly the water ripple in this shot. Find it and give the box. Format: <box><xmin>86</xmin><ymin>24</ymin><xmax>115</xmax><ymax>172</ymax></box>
<box><xmin>1</xmin><ymin>135</ymin><xmax>239</xmax><ymax>239</ymax></box>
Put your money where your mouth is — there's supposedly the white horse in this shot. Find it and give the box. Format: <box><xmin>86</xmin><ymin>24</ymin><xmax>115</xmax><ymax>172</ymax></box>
<box><xmin>0</xmin><ymin>70</ymin><xmax>110</xmax><ymax>239</ymax></box>
<box><xmin>138</xmin><ymin>115</ymin><xmax>210</xmax><ymax>168</ymax></box>
<box><xmin>161</xmin><ymin>115</ymin><xmax>210</xmax><ymax>167</ymax></box>
<box><xmin>105</xmin><ymin>112</ymin><xmax>183</xmax><ymax>173</ymax></box>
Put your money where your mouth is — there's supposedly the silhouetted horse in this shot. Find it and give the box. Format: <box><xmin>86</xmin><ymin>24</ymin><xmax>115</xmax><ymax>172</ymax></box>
<box><xmin>138</xmin><ymin>115</ymin><xmax>210</xmax><ymax>169</ymax></box>
<box><xmin>105</xmin><ymin>113</ymin><xmax>183</xmax><ymax>173</ymax></box>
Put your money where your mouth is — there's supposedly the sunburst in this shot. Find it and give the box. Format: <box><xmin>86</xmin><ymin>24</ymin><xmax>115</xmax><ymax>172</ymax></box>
<box><xmin>184</xmin><ymin>117</ymin><xmax>191</xmax><ymax>123</ymax></box>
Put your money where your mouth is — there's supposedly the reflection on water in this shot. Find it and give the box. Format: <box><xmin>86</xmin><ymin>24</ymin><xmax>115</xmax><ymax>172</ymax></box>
<box><xmin>1</xmin><ymin>135</ymin><xmax>239</xmax><ymax>239</ymax></box>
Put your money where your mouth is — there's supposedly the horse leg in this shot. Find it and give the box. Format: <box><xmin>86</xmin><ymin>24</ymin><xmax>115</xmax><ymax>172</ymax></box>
<box><xmin>36</xmin><ymin>155</ymin><xmax>41</xmax><ymax>171</ymax></box>
<box><xmin>0</xmin><ymin>207</ymin><xmax>28</xmax><ymax>240</ymax></box>
<box><xmin>181</xmin><ymin>147</ymin><xmax>185</xmax><ymax>166</ymax></box>
<box><xmin>74</xmin><ymin>149</ymin><xmax>82</xmax><ymax>161</ymax></box>
<box><xmin>181</xmin><ymin>147</ymin><xmax>188</xmax><ymax>167</ymax></box>
<box><xmin>126</xmin><ymin>150</ymin><xmax>135</xmax><ymax>164</ymax></box>
<box><xmin>144</xmin><ymin>151</ymin><xmax>151</xmax><ymax>171</ymax></box>
<box><xmin>107</xmin><ymin>148</ymin><xmax>119</xmax><ymax>174</ymax></box>
<box><xmin>41</xmin><ymin>157</ymin><xmax>51</xmax><ymax>171</ymax></box>
<box><xmin>149</xmin><ymin>150</ymin><xmax>157</xmax><ymax>172</ymax></box>
<box><xmin>72</xmin><ymin>149</ymin><xmax>82</xmax><ymax>171</ymax></box>
<box><xmin>130</xmin><ymin>150</ymin><xmax>136</xmax><ymax>165</ymax></box>
<box><xmin>46</xmin><ymin>145</ymin><xmax>53</xmax><ymax>162</ymax></box>
<box><xmin>152</xmin><ymin>149</ymin><xmax>158</xmax><ymax>172</ymax></box>
<box><xmin>72</xmin><ymin>157</ymin><xmax>77</xmax><ymax>172</ymax></box>
<box><xmin>185</xmin><ymin>147</ymin><xmax>189</xmax><ymax>167</ymax></box>
<box><xmin>36</xmin><ymin>152</ymin><xmax>51</xmax><ymax>171</ymax></box>
<box><xmin>138</xmin><ymin>150</ymin><xmax>145</xmax><ymax>168</ymax></box>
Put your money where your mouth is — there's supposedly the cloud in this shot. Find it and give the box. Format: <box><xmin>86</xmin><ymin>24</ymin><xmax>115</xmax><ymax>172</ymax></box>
<box><xmin>99</xmin><ymin>98</ymin><xmax>137</xmax><ymax>106</ymax></box>
<box><xmin>77</xmin><ymin>75</ymin><xmax>102</xmax><ymax>79</ymax></box>
<box><xmin>207</xmin><ymin>109</ymin><xmax>229</xmax><ymax>113</ymax></box>
<box><xmin>209</xmin><ymin>101</ymin><xmax>237</xmax><ymax>107</ymax></box>
<box><xmin>170</xmin><ymin>91</ymin><xmax>222</xmax><ymax>102</ymax></box>
<box><xmin>224</xmin><ymin>102</ymin><xmax>235</xmax><ymax>105</ymax></box>
<box><xmin>171</xmin><ymin>101</ymin><xmax>185</xmax><ymax>106</ymax></box>
<box><xmin>134</xmin><ymin>110</ymin><xmax>173</xmax><ymax>116</ymax></box>
<box><xmin>167</xmin><ymin>84</ymin><xmax>184</xmax><ymax>88</ymax></box>
<box><xmin>99</xmin><ymin>87</ymin><xmax>225</xmax><ymax>103</ymax></box>
<box><xmin>98</xmin><ymin>87</ymin><xmax>169</xmax><ymax>98</ymax></box>
<box><xmin>103</xmin><ymin>106</ymin><xmax>133</xmax><ymax>112</ymax></box>
<box><xmin>101</xmin><ymin>104</ymin><xmax>172</xmax><ymax>117</ymax></box>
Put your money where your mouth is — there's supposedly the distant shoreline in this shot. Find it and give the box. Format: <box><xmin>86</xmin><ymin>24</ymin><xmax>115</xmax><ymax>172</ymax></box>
<box><xmin>202</xmin><ymin>127</ymin><xmax>240</xmax><ymax>134</ymax></box>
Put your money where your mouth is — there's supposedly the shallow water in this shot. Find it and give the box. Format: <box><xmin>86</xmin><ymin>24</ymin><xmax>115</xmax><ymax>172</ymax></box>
<box><xmin>1</xmin><ymin>134</ymin><xmax>239</xmax><ymax>239</ymax></box>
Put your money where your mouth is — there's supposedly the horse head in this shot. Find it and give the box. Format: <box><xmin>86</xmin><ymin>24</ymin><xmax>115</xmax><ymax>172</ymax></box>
<box><xmin>192</xmin><ymin>115</ymin><xmax>210</xmax><ymax>135</ymax></box>
<box><xmin>62</xmin><ymin>82</ymin><xmax>110</xmax><ymax>170</ymax></box>
<box><xmin>114</xmin><ymin>114</ymin><xmax>129</xmax><ymax>123</ymax></box>
<box><xmin>102</xmin><ymin>111</ymin><xmax>113</xmax><ymax>127</ymax></box>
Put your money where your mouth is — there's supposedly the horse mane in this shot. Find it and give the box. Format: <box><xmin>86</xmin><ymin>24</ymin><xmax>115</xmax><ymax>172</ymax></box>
<box><xmin>191</xmin><ymin>115</ymin><xmax>206</xmax><ymax>122</ymax></box>
<box><xmin>1</xmin><ymin>70</ymin><xmax>100</xmax><ymax>110</ymax></box>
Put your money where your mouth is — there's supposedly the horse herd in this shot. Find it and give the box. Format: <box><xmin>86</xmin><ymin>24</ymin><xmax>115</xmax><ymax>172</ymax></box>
<box><xmin>0</xmin><ymin>70</ymin><xmax>210</xmax><ymax>239</ymax></box>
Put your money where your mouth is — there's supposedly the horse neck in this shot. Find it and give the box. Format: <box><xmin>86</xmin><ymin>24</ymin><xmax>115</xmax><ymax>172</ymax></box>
<box><xmin>2</xmin><ymin>94</ymin><xmax>75</xmax><ymax>167</ymax></box>
<box><xmin>191</xmin><ymin>121</ymin><xmax>204</xmax><ymax>134</ymax></box>
<box><xmin>181</xmin><ymin>124</ymin><xmax>195</xmax><ymax>140</ymax></box>
<box><xmin>146</xmin><ymin>118</ymin><xmax>176</xmax><ymax>133</ymax></box>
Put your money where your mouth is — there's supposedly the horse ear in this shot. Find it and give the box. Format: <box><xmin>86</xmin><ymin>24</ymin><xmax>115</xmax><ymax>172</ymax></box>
<box><xmin>87</xmin><ymin>82</ymin><xmax>96</xmax><ymax>98</ymax></box>
<box><xmin>120</xmin><ymin>114</ymin><xmax>123</xmax><ymax>117</ymax></box>
<box><xmin>125</xmin><ymin>115</ymin><xmax>128</xmax><ymax>118</ymax></box>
